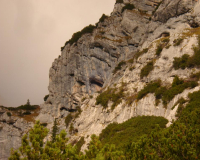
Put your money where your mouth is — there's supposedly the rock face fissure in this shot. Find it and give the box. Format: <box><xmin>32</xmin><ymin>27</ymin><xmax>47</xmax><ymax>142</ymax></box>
<box><xmin>1</xmin><ymin>0</ymin><xmax>200</xmax><ymax>159</ymax></box>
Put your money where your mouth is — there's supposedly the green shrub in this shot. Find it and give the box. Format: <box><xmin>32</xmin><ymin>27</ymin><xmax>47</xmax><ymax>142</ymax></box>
<box><xmin>156</xmin><ymin>44</ymin><xmax>163</xmax><ymax>56</ymax></box>
<box><xmin>44</xmin><ymin>94</ymin><xmax>49</xmax><ymax>101</ymax></box>
<box><xmin>140</xmin><ymin>60</ymin><xmax>154</xmax><ymax>78</ymax></box>
<box><xmin>122</xmin><ymin>4</ymin><xmax>135</xmax><ymax>13</ymax></box>
<box><xmin>61</xmin><ymin>24</ymin><xmax>96</xmax><ymax>50</ymax></box>
<box><xmin>7</xmin><ymin>112</ymin><xmax>12</xmax><ymax>117</ymax></box>
<box><xmin>116</xmin><ymin>0</ymin><xmax>123</xmax><ymax>3</ymax></box>
<box><xmin>41</xmin><ymin>123</ymin><xmax>48</xmax><ymax>127</ymax></box>
<box><xmin>76</xmin><ymin>137</ymin><xmax>85</xmax><ymax>153</ymax></box>
<box><xmin>173</xmin><ymin>38</ymin><xmax>184</xmax><ymax>46</ymax></box>
<box><xmin>81</xmin><ymin>97</ymin><xmax>86</xmax><ymax>102</ymax></box>
<box><xmin>65</xmin><ymin>114</ymin><xmax>73</xmax><ymax>128</ymax></box>
<box><xmin>96</xmin><ymin>86</ymin><xmax>125</xmax><ymax>110</ymax></box>
<box><xmin>173</xmin><ymin>54</ymin><xmax>190</xmax><ymax>69</ymax></box>
<box><xmin>98</xmin><ymin>14</ymin><xmax>108</xmax><ymax>23</ymax></box>
<box><xmin>138</xmin><ymin>76</ymin><xmax>198</xmax><ymax>105</ymax></box>
<box><xmin>173</xmin><ymin>36</ymin><xmax>200</xmax><ymax>69</ymax></box>
<box><xmin>69</xmin><ymin>123</ymin><xmax>74</xmax><ymax>134</ymax></box>
<box><xmin>23</xmin><ymin>111</ymin><xmax>31</xmax><ymax>115</ymax></box>
<box><xmin>99</xmin><ymin>116</ymin><xmax>168</xmax><ymax>149</ymax></box>
<box><xmin>137</xmin><ymin>81</ymin><xmax>161</xmax><ymax>100</ymax></box>
<box><xmin>113</xmin><ymin>61</ymin><xmax>126</xmax><ymax>74</ymax></box>
<box><xmin>17</xmin><ymin>105</ymin><xmax>38</xmax><ymax>110</ymax></box>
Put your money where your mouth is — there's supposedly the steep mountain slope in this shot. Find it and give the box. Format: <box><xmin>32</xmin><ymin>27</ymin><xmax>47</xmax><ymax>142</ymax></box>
<box><xmin>1</xmin><ymin>0</ymin><xmax>200</xmax><ymax>159</ymax></box>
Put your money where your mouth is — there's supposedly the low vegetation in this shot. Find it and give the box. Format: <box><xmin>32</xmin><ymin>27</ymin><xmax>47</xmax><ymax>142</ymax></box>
<box><xmin>10</xmin><ymin>92</ymin><xmax>200</xmax><ymax>159</ymax></box>
<box><xmin>65</xmin><ymin>113</ymin><xmax>73</xmax><ymax>128</ymax></box>
<box><xmin>112</xmin><ymin>61</ymin><xmax>126</xmax><ymax>74</ymax></box>
<box><xmin>43</xmin><ymin>94</ymin><xmax>49</xmax><ymax>101</ymax></box>
<box><xmin>96</xmin><ymin>14</ymin><xmax>108</xmax><ymax>25</ymax></box>
<box><xmin>61</xmin><ymin>24</ymin><xmax>96</xmax><ymax>51</ymax></box>
<box><xmin>122</xmin><ymin>4</ymin><xmax>135</xmax><ymax>13</ymax></box>
<box><xmin>96</xmin><ymin>84</ymin><xmax>125</xmax><ymax>110</ymax></box>
<box><xmin>137</xmin><ymin>81</ymin><xmax>161</xmax><ymax>100</ymax></box>
<box><xmin>140</xmin><ymin>60</ymin><xmax>154</xmax><ymax>78</ymax></box>
<box><xmin>116</xmin><ymin>0</ymin><xmax>123</xmax><ymax>3</ymax></box>
<box><xmin>7</xmin><ymin>112</ymin><xmax>12</xmax><ymax>117</ymax></box>
<box><xmin>99</xmin><ymin>116</ymin><xmax>168</xmax><ymax>149</ymax></box>
<box><xmin>173</xmin><ymin>38</ymin><xmax>184</xmax><ymax>46</ymax></box>
<box><xmin>173</xmin><ymin>36</ymin><xmax>200</xmax><ymax>69</ymax></box>
<box><xmin>137</xmin><ymin>76</ymin><xmax>198</xmax><ymax>106</ymax></box>
<box><xmin>76</xmin><ymin>137</ymin><xmax>85</xmax><ymax>153</ymax></box>
<box><xmin>156</xmin><ymin>44</ymin><xmax>163</xmax><ymax>56</ymax></box>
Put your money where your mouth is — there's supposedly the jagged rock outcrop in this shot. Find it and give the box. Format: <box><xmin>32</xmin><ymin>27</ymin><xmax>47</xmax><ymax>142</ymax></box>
<box><xmin>0</xmin><ymin>107</ymin><xmax>36</xmax><ymax>160</ymax></box>
<box><xmin>1</xmin><ymin>0</ymin><xmax>200</xmax><ymax>159</ymax></box>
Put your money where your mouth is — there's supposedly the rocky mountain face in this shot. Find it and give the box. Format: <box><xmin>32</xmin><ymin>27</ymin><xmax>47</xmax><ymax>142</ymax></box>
<box><xmin>1</xmin><ymin>0</ymin><xmax>200</xmax><ymax>159</ymax></box>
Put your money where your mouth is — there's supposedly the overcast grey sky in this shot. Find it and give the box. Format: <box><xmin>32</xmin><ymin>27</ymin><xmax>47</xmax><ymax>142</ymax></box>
<box><xmin>0</xmin><ymin>0</ymin><xmax>115</xmax><ymax>107</ymax></box>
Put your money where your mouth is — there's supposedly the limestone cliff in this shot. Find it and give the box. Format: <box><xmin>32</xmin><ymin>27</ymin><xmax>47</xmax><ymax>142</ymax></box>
<box><xmin>1</xmin><ymin>0</ymin><xmax>200</xmax><ymax>159</ymax></box>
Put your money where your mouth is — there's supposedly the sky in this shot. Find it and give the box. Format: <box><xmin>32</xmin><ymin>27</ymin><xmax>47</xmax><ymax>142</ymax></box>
<box><xmin>0</xmin><ymin>0</ymin><xmax>115</xmax><ymax>107</ymax></box>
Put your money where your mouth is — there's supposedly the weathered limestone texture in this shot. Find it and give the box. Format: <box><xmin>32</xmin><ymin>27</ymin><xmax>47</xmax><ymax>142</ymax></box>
<box><xmin>1</xmin><ymin>0</ymin><xmax>200</xmax><ymax>159</ymax></box>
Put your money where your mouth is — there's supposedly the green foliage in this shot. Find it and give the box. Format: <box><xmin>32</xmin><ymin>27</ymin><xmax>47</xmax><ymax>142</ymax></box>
<box><xmin>26</xmin><ymin>99</ymin><xmax>30</xmax><ymax>106</ymax></box>
<box><xmin>81</xmin><ymin>97</ymin><xmax>86</xmax><ymax>102</ymax></box>
<box><xmin>156</xmin><ymin>44</ymin><xmax>163</xmax><ymax>56</ymax></box>
<box><xmin>61</xmin><ymin>24</ymin><xmax>96</xmax><ymax>50</ymax></box>
<box><xmin>51</xmin><ymin>118</ymin><xmax>58</xmax><ymax>142</ymax></box>
<box><xmin>140</xmin><ymin>60</ymin><xmax>154</xmax><ymax>78</ymax></box>
<box><xmin>23</xmin><ymin>111</ymin><xmax>31</xmax><ymax>115</ymax></box>
<box><xmin>134</xmin><ymin>48</ymin><xmax>148</xmax><ymax>59</ymax></box>
<box><xmin>116</xmin><ymin>0</ymin><xmax>123</xmax><ymax>3</ymax></box>
<box><xmin>162</xmin><ymin>77</ymin><xmax>198</xmax><ymax>105</ymax></box>
<box><xmin>7</xmin><ymin>112</ymin><xmax>12</xmax><ymax>117</ymax></box>
<box><xmin>44</xmin><ymin>94</ymin><xmax>49</xmax><ymax>101</ymax></box>
<box><xmin>9</xmin><ymin>121</ymin><xmax>82</xmax><ymax>160</ymax></box>
<box><xmin>99</xmin><ymin>116</ymin><xmax>168</xmax><ymax>149</ymax></box>
<box><xmin>173</xmin><ymin>54</ymin><xmax>190</xmax><ymax>69</ymax></box>
<box><xmin>74</xmin><ymin>107</ymin><xmax>82</xmax><ymax>119</ymax></box>
<box><xmin>137</xmin><ymin>81</ymin><xmax>161</xmax><ymax>100</ymax></box>
<box><xmin>138</xmin><ymin>76</ymin><xmax>198</xmax><ymax>105</ymax></box>
<box><xmin>65</xmin><ymin>113</ymin><xmax>73</xmax><ymax>128</ymax></box>
<box><xmin>122</xmin><ymin>4</ymin><xmax>135</xmax><ymax>13</ymax></box>
<box><xmin>173</xmin><ymin>38</ymin><xmax>184</xmax><ymax>46</ymax></box>
<box><xmin>69</xmin><ymin>123</ymin><xmax>74</xmax><ymax>134</ymax></box>
<box><xmin>175</xmin><ymin>98</ymin><xmax>187</xmax><ymax>118</ymax></box>
<box><xmin>113</xmin><ymin>61</ymin><xmax>126</xmax><ymax>74</ymax></box>
<box><xmin>98</xmin><ymin>14</ymin><xmax>108</xmax><ymax>23</ymax></box>
<box><xmin>76</xmin><ymin>137</ymin><xmax>85</xmax><ymax>153</ymax></box>
<box><xmin>96</xmin><ymin>85</ymin><xmax>125</xmax><ymax>110</ymax></box>
<box><xmin>173</xmin><ymin>36</ymin><xmax>200</xmax><ymax>69</ymax></box>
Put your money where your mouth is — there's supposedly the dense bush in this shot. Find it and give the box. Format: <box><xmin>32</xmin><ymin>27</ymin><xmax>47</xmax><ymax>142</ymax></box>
<box><xmin>137</xmin><ymin>76</ymin><xmax>198</xmax><ymax>106</ymax></box>
<box><xmin>99</xmin><ymin>116</ymin><xmax>168</xmax><ymax>149</ymax></box>
<box><xmin>65</xmin><ymin>113</ymin><xmax>73</xmax><ymax>128</ymax></box>
<box><xmin>156</xmin><ymin>44</ymin><xmax>163</xmax><ymax>56</ymax></box>
<box><xmin>9</xmin><ymin>89</ymin><xmax>200</xmax><ymax>159</ymax></box>
<box><xmin>173</xmin><ymin>54</ymin><xmax>190</xmax><ymax>69</ymax></box>
<box><xmin>140</xmin><ymin>60</ymin><xmax>154</xmax><ymax>78</ymax></box>
<box><xmin>44</xmin><ymin>94</ymin><xmax>49</xmax><ymax>101</ymax></box>
<box><xmin>7</xmin><ymin>112</ymin><xmax>12</xmax><ymax>117</ymax></box>
<box><xmin>122</xmin><ymin>4</ymin><xmax>135</xmax><ymax>13</ymax></box>
<box><xmin>173</xmin><ymin>38</ymin><xmax>184</xmax><ymax>46</ymax></box>
<box><xmin>9</xmin><ymin>121</ymin><xmax>81</xmax><ymax>160</ymax></box>
<box><xmin>173</xmin><ymin>36</ymin><xmax>200</xmax><ymax>69</ymax></box>
<box><xmin>23</xmin><ymin>111</ymin><xmax>31</xmax><ymax>115</ymax></box>
<box><xmin>116</xmin><ymin>0</ymin><xmax>123</xmax><ymax>3</ymax></box>
<box><xmin>61</xmin><ymin>24</ymin><xmax>96</xmax><ymax>51</ymax></box>
<box><xmin>113</xmin><ymin>61</ymin><xmax>126</xmax><ymax>74</ymax></box>
<box><xmin>97</xmin><ymin>14</ymin><xmax>108</xmax><ymax>24</ymax></box>
<box><xmin>76</xmin><ymin>137</ymin><xmax>85</xmax><ymax>153</ymax></box>
<box><xmin>137</xmin><ymin>81</ymin><xmax>161</xmax><ymax>100</ymax></box>
<box><xmin>96</xmin><ymin>85</ymin><xmax>125</xmax><ymax>110</ymax></box>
